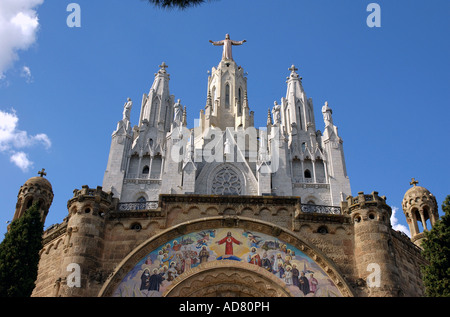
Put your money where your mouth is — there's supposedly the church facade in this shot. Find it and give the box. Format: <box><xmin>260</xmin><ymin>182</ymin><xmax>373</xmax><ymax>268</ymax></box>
<box><xmin>14</xmin><ymin>35</ymin><xmax>437</xmax><ymax>297</ymax></box>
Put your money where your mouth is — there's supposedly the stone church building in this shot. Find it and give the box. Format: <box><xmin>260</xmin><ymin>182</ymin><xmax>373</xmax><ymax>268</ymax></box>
<box><xmin>12</xmin><ymin>35</ymin><xmax>439</xmax><ymax>297</ymax></box>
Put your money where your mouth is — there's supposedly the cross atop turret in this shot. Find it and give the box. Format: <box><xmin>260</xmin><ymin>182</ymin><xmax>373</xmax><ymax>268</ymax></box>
<box><xmin>38</xmin><ymin>168</ymin><xmax>47</xmax><ymax>177</ymax></box>
<box><xmin>288</xmin><ymin>64</ymin><xmax>302</xmax><ymax>81</ymax></box>
<box><xmin>410</xmin><ymin>178</ymin><xmax>419</xmax><ymax>187</ymax></box>
<box><xmin>158</xmin><ymin>62</ymin><xmax>168</xmax><ymax>73</ymax></box>
<box><xmin>289</xmin><ymin>65</ymin><xmax>298</xmax><ymax>73</ymax></box>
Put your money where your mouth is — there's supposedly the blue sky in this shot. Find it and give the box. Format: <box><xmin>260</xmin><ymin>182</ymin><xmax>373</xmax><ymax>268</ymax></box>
<box><xmin>0</xmin><ymin>0</ymin><xmax>449</xmax><ymax>239</ymax></box>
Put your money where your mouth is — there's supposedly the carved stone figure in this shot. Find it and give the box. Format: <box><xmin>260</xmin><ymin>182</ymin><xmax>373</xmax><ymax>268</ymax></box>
<box><xmin>209</xmin><ymin>34</ymin><xmax>246</xmax><ymax>61</ymax></box>
<box><xmin>123</xmin><ymin>98</ymin><xmax>132</xmax><ymax>121</ymax></box>
<box><xmin>272</xmin><ymin>101</ymin><xmax>281</xmax><ymax>125</ymax></box>
<box><xmin>224</xmin><ymin>137</ymin><xmax>232</xmax><ymax>155</ymax></box>
<box><xmin>174</xmin><ymin>99</ymin><xmax>183</xmax><ymax>124</ymax></box>
<box><xmin>322</xmin><ymin>101</ymin><xmax>333</xmax><ymax>126</ymax></box>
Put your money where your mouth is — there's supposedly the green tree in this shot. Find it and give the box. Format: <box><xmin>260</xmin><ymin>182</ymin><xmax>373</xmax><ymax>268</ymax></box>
<box><xmin>146</xmin><ymin>0</ymin><xmax>213</xmax><ymax>9</ymax></box>
<box><xmin>421</xmin><ymin>195</ymin><xmax>450</xmax><ymax>297</ymax></box>
<box><xmin>0</xmin><ymin>203</ymin><xmax>44</xmax><ymax>297</ymax></box>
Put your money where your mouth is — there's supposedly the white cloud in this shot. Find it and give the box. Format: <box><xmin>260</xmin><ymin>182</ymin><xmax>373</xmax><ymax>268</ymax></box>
<box><xmin>391</xmin><ymin>206</ymin><xmax>411</xmax><ymax>237</ymax></box>
<box><xmin>10</xmin><ymin>151</ymin><xmax>33</xmax><ymax>172</ymax></box>
<box><xmin>33</xmin><ymin>133</ymin><xmax>51</xmax><ymax>149</ymax></box>
<box><xmin>0</xmin><ymin>108</ymin><xmax>51</xmax><ymax>171</ymax></box>
<box><xmin>20</xmin><ymin>65</ymin><xmax>33</xmax><ymax>83</ymax></box>
<box><xmin>0</xmin><ymin>109</ymin><xmax>19</xmax><ymax>149</ymax></box>
<box><xmin>0</xmin><ymin>0</ymin><xmax>44</xmax><ymax>77</ymax></box>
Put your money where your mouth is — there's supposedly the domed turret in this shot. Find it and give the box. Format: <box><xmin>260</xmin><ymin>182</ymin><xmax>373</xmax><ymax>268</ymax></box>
<box><xmin>402</xmin><ymin>178</ymin><xmax>439</xmax><ymax>247</ymax></box>
<box><xmin>13</xmin><ymin>168</ymin><xmax>54</xmax><ymax>224</ymax></box>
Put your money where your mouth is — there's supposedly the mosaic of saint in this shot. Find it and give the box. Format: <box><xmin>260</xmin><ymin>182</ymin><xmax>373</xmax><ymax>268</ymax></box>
<box><xmin>113</xmin><ymin>228</ymin><xmax>342</xmax><ymax>297</ymax></box>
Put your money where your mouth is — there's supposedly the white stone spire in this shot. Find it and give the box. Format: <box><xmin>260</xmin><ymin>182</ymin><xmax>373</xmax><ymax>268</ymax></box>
<box><xmin>199</xmin><ymin>57</ymin><xmax>253</xmax><ymax>132</ymax></box>
<box><xmin>282</xmin><ymin>65</ymin><xmax>314</xmax><ymax>133</ymax></box>
<box><xmin>103</xmin><ymin>63</ymin><xmax>177</xmax><ymax>201</ymax></box>
<box><xmin>139</xmin><ymin>62</ymin><xmax>174</xmax><ymax>132</ymax></box>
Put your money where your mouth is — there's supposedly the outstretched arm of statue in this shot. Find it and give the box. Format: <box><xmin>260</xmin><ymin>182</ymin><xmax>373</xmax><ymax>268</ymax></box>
<box><xmin>231</xmin><ymin>39</ymin><xmax>247</xmax><ymax>45</ymax></box>
<box><xmin>210</xmin><ymin>40</ymin><xmax>224</xmax><ymax>46</ymax></box>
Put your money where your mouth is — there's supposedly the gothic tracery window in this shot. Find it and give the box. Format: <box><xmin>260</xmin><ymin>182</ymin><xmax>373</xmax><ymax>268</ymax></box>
<box><xmin>211</xmin><ymin>166</ymin><xmax>242</xmax><ymax>195</ymax></box>
<box><xmin>238</xmin><ymin>88</ymin><xmax>242</xmax><ymax>115</ymax></box>
<box><xmin>225</xmin><ymin>83</ymin><xmax>230</xmax><ymax>108</ymax></box>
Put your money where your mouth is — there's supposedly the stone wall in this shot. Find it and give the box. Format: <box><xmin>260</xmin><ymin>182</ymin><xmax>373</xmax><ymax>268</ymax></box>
<box><xmin>32</xmin><ymin>190</ymin><xmax>426</xmax><ymax>297</ymax></box>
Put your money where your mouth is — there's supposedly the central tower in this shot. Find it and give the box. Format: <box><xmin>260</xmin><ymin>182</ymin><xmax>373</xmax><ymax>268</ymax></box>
<box><xmin>200</xmin><ymin>34</ymin><xmax>253</xmax><ymax>131</ymax></box>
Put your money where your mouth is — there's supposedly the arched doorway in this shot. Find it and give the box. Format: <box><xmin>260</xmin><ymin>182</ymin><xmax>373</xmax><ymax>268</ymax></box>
<box><xmin>164</xmin><ymin>260</ymin><xmax>291</xmax><ymax>297</ymax></box>
<box><xmin>98</xmin><ymin>217</ymin><xmax>353</xmax><ymax>297</ymax></box>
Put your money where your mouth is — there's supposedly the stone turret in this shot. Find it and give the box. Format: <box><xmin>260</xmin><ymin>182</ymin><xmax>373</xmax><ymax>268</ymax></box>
<box><xmin>13</xmin><ymin>168</ymin><xmax>54</xmax><ymax>225</ymax></box>
<box><xmin>402</xmin><ymin>178</ymin><xmax>439</xmax><ymax>248</ymax></box>
<box><xmin>60</xmin><ymin>186</ymin><xmax>117</xmax><ymax>297</ymax></box>
<box><xmin>342</xmin><ymin>191</ymin><xmax>403</xmax><ymax>296</ymax></box>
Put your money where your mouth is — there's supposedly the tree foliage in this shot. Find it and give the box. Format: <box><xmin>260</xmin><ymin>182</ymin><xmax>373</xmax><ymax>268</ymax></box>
<box><xmin>145</xmin><ymin>0</ymin><xmax>213</xmax><ymax>9</ymax></box>
<box><xmin>0</xmin><ymin>203</ymin><xmax>44</xmax><ymax>297</ymax></box>
<box><xmin>421</xmin><ymin>195</ymin><xmax>450</xmax><ymax>297</ymax></box>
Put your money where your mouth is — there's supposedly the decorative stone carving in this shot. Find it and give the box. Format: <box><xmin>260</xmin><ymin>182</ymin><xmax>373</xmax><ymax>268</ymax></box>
<box><xmin>211</xmin><ymin>166</ymin><xmax>242</xmax><ymax>195</ymax></box>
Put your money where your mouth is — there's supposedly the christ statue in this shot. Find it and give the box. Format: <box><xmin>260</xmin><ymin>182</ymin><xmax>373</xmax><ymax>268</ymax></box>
<box><xmin>209</xmin><ymin>34</ymin><xmax>246</xmax><ymax>61</ymax></box>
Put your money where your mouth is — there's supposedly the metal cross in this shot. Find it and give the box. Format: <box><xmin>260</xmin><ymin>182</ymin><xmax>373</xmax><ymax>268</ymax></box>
<box><xmin>38</xmin><ymin>168</ymin><xmax>47</xmax><ymax>177</ymax></box>
<box><xmin>410</xmin><ymin>178</ymin><xmax>419</xmax><ymax>187</ymax></box>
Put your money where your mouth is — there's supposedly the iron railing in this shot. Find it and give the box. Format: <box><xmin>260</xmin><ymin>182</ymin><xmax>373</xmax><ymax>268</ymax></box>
<box><xmin>117</xmin><ymin>201</ymin><xmax>341</xmax><ymax>215</ymax></box>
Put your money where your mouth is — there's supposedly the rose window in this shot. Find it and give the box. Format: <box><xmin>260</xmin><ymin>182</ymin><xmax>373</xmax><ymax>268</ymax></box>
<box><xmin>211</xmin><ymin>166</ymin><xmax>242</xmax><ymax>195</ymax></box>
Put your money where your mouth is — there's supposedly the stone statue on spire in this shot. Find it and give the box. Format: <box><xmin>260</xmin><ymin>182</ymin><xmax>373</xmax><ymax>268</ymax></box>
<box><xmin>272</xmin><ymin>101</ymin><xmax>281</xmax><ymax>125</ymax></box>
<box><xmin>122</xmin><ymin>98</ymin><xmax>132</xmax><ymax>121</ymax></box>
<box><xmin>209</xmin><ymin>34</ymin><xmax>246</xmax><ymax>61</ymax></box>
<box><xmin>173</xmin><ymin>99</ymin><xmax>183</xmax><ymax>125</ymax></box>
<box><xmin>322</xmin><ymin>101</ymin><xmax>333</xmax><ymax>127</ymax></box>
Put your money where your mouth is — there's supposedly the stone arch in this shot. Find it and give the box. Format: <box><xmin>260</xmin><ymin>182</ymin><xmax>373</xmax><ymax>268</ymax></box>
<box><xmin>133</xmin><ymin>192</ymin><xmax>148</xmax><ymax>202</ymax></box>
<box><xmin>167</xmin><ymin>205</ymin><xmax>184</xmax><ymax>214</ymax></box>
<box><xmin>299</xmin><ymin>224</ymin><xmax>313</xmax><ymax>234</ymax></box>
<box><xmin>205</xmin><ymin>206</ymin><xmax>219</xmax><ymax>215</ymax></box>
<box><xmin>240</xmin><ymin>206</ymin><xmax>254</xmax><ymax>216</ymax></box>
<box><xmin>275</xmin><ymin>207</ymin><xmax>289</xmax><ymax>215</ymax></box>
<box><xmin>335</xmin><ymin>226</ymin><xmax>349</xmax><ymax>235</ymax></box>
<box><xmin>164</xmin><ymin>260</ymin><xmax>291</xmax><ymax>297</ymax></box>
<box><xmin>111</xmin><ymin>222</ymin><xmax>125</xmax><ymax>230</ymax></box>
<box><xmin>222</xmin><ymin>207</ymin><xmax>237</xmax><ymax>215</ymax></box>
<box><xmin>303</xmin><ymin>195</ymin><xmax>319</xmax><ymax>205</ymax></box>
<box><xmin>186</xmin><ymin>205</ymin><xmax>201</xmax><ymax>214</ymax></box>
<box><xmin>256</xmin><ymin>207</ymin><xmax>271</xmax><ymax>216</ymax></box>
<box><xmin>45</xmin><ymin>243</ymin><xmax>54</xmax><ymax>255</ymax></box>
<box><xmin>98</xmin><ymin>217</ymin><xmax>354</xmax><ymax>297</ymax></box>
